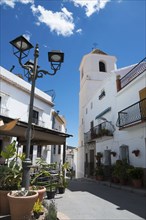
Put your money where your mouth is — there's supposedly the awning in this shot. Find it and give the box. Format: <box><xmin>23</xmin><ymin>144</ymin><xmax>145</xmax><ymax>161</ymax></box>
<box><xmin>0</xmin><ymin>116</ymin><xmax>72</xmax><ymax>145</ymax></box>
<box><xmin>0</xmin><ymin>118</ymin><xmax>19</xmax><ymax>131</ymax></box>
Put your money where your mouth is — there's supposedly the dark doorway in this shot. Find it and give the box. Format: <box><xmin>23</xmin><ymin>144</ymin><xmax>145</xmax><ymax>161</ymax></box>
<box><xmin>89</xmin><ymin>149</ymin><xmax>94</xmax><ymax>176</ymax></box>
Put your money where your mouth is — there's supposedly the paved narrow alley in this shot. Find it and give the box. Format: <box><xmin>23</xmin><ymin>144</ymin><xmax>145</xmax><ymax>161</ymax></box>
<box><xmin>55</xmin><ymin>178</ymin><xmax>146</xmax><ymax>220</ymax></box>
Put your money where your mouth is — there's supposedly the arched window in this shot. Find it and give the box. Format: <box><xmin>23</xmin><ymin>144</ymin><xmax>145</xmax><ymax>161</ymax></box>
<box><xmin>99</xmin><ymin>61</ymin><xmax>106</xmax><ymax>72</ymax></box>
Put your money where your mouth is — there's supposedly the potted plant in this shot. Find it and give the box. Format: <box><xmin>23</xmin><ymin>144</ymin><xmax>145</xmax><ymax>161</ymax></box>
<box><xmin>7</xmin><ymin>189</ymin><xmax>38</xmax><ymax>220</ymax></box>
<box><xmin>58</xmin><ymin>162</ymin><xmax>69</xmax><ymax>194</ymax></box>
<box><xmin>111</xmin><ymin>164</ymin><xmax>120</xmax><ymax>183</ymax></box>
<box><xmin>45</xmin><ymin>180</ymin><xmax>57</xmax><ymax>199</ymax></box>
<box><xmin>95</xmin><ymin>165</ymin><xmax>104</xmax><ymax>181</ymax></box>
<box><xmin>0</xmin><ymin>141</ymin><xmax>24</xmax><ymax>215</ymax></box>
<box><xmin>95</xmin><ymin>152</ymin><xmax>103</xmax><ymax>166</ymax></box>
<box><xmin>57</xmin><ymin>176</ymin><xmax>68</xmax><ymax>194</ymax></box>
<box><xmin>111</xmin><ymin>151</ymin><xmax>117</xmax><ymax>157</ymax></box>
<box><xmin>30</xmin><ymin>185</ymin><xmax>46</xmax><ymax>202</ymax></box>
<box><xmin>101</xmin><ymin>128</ymin><xmax>109</xmax><ymax>136</ymax></box>
<box><xmin>30</xmin><ymin>159</ymin><xmax>58</xmax><ymax>200</ymax></box>
<box><xmin>127</xmin><ymin>167</ymin><xmax>143</xmax><ymax>188</ymax></box>
<box><xmin>111</xmin><ymin>160</ymin><xmax>131</xmax><ymax>185</ymax></box>
<box><xmin>111</xmin><ymin>164</ymin><xmax>119</xmax><ymax>183</ymax></box>
<box><xmin>31</xmin><ymin>171</ymin><xmax>56</xmax><ymax>200</ymax></box>
<box><xmin>132</xmin><ymin>149</ymin><xmax>140</xmax><ymax>157</ymax></box>
<box><xmin>32</xmin><ymin>198</ymin><xmax>44</xmax><ymax>219</ymax></box>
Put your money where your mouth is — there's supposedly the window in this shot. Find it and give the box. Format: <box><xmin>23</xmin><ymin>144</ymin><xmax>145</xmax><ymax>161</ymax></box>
<box><xmin>86</xmin><ymin>108</ymin><xmax>88</xmax><ymax>114</ymax></box>
<box><xmin>58</xmin><ymin>145</ymin><xmax>61</xmax><ymax>154</ymax></box>
<box><xmin>81</xmin><ymin>70</ymin><xmax>84</xmax><ymax>79</ymax></box>
<box><xmin>90</xmin><ymin>121</ymin><xmax>94</xmax><ymax>138</ymax></box>
<box><xmin>81</xmin><ymin>68</ymin><xmax>84</xmax><ymax>79</ymax></box>
<box><xmin>32</xmin><ymin>110</ymin><xmax>39</xmax><ymax>125</ymax></box>
<box><xmin>91</xmin><ymin>102</ymin><xmax>93</xmax><ymax>109</ymax></box>
<box><xmin>99</xmin><ymin>61</ymin><xmax>106</xmax><ymax>72</ymax></box>
<box><xmin>99</xmin><ymin>89</ymin><xmax>105</xmax><ymax>100</ymax></box>
<box><xmin>52</xmin><ymin>116</ymin><xmax>55</xmax><ymax>129</ymax></box>
<box><xmin>82</xmin><ymin>118</ymin><xmax>84</xmax><ymax>124</ymax></box>
<box><xmin>90</xmin><ymin>121</ymin><xmax>94</xmax><ymax>129</ymax></box>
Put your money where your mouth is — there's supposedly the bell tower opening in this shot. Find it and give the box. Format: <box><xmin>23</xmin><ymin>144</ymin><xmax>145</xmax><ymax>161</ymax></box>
<box><xmin>99</xmin><ymin>61</ymin><xmax>106</xmax><ymax>72</ymax></box>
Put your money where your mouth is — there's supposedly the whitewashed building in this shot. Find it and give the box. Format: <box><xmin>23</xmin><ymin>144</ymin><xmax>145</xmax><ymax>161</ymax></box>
<box><xmin>77</xmin><ymin>49</ymin><xmax>146</xmax><ymax>180</ymax></box>
<box><xmin>51</xmin><ymin>111</ymin><xmax>67</xmax><ymax>165</ymax></box>
<box><xmin>0</xmin><ymin>66</ymin><xmax>72</xmax><ymax>165</ymax></box>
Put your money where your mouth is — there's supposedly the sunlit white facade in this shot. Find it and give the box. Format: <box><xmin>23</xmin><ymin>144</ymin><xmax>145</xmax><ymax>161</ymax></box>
<box><xmin>77</xmin><ymin>49</ymin><xmax>146</xmax><ymax>179</ymax></box>
<box><xmin>0</xmin><ymin>66</ymin><xmax>70</xmax><ymax>165</ymax></box>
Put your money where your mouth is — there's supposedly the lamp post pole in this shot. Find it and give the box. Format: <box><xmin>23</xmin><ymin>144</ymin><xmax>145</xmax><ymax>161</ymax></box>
<box><xmin>10</xmin><ymin>35</ymin><xmax>64</xmax><ymax>190</ymax></box>
<box><xmin>22</xmin><ymin>44</ymin><xmax>39</xmax><ymax>189</ymax></box>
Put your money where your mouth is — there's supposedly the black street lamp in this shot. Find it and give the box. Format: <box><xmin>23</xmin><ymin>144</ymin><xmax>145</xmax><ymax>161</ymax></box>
<box><xmin>10</xmin><ymin>35</ymin><xmax>64</xmax><ymax>189</ymax></box>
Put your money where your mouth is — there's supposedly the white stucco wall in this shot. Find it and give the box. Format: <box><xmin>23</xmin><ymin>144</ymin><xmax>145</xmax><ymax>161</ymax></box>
<box><xmin>0</xmin><ymin>66</ymin><xmax>55</xmax><ymax>165</ymax></box>
<box><xmin>0</xmin><ymin>66</ymin><xmax>53</xmax><ymax>129</ymax></box>
<box><xmin>76</xmin><ymin>146</ymin><xmax>85</xmax><ymax>178</ymax></box>
<box><xmin>78</xmin><ymin>50</ymin><xmax>146</xmax><ymax>175</ymax></box>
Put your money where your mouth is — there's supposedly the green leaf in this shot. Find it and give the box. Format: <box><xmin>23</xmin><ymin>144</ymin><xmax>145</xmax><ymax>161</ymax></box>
<box><xmin>1</xmin><ymin>141</ymin><xmax>16</xmax><ymax>159</ymax></box>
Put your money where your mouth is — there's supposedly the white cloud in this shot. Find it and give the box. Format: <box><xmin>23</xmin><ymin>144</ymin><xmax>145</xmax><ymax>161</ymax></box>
<box><xmin>76</xmin><ymin>28</ymin><xmax>82</xmax><ymax>34</ymax></box>
<box><xmin>71</xmin><ymin>0</ymin><xmax>110</xmax><ymax>17</ymax></box>
<box><xmin>23</xmin><ymin>31</ymin><xmax>31</xmax><ymax>42</ymax></box>
<box><xmin>0</xmin><ymin>0</ymin><xmax>15</xmax><ymax>8</ymax></box>
<box><xmin>0</xmin><ymin>0</ymin><xmax>34</xmax><ymax>8</ymax></box>
<box><xmin>31</xmin><ymin>5</ymin><xmax>75</xmax><ymax>37</ymax></box>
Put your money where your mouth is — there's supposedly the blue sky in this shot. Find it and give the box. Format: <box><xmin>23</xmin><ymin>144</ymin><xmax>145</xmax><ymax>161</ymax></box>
<box><xmin>0</xmin><ymin>0</ymin><xmax>145</xmax><ymax>147</ymax></box>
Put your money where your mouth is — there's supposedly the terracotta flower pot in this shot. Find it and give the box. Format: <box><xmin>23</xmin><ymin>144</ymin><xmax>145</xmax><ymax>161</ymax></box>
<box><xmin>30</xmin><ymin>186</ymin><xmax>46</xmax><ymax>202</ymax></box>
<box><xmin>96</xmin><ymin>176</ymin><xmax>104</xmax><ymax>181</ymax></box>
<box><xmin>132</xmin><ymin>179</ymin><xmax>142</xmax><ymax>188</ymax></box>
<box><xmin>0</xmin><ymin>190</ymin><xmax>10</xmax><ymax>215</ymax></box>
<box><xmin>37</xmin><ymin>186</ymin><xmax>46</xmax><ymax>202</ymax></box>
<box><xmin>7</xmin><ymin>191</ymin><xmax>38</xmax><ymax>220</ymax></box>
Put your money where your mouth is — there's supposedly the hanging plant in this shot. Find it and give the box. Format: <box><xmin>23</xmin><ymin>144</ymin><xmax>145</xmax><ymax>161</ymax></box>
<box><xmin>111</xmin><ymin>151</ymin><xmax>117</xmax><ymax>157</ymax></box>
<box><xmin>132</xmin><ymin>149</ymin><xmax>140</xmax><ymax>157</ymax></box>
<box><xmin>95</xmin><ymin>152</ymin><xmax>103</xmax><ymax>160</ymax></box>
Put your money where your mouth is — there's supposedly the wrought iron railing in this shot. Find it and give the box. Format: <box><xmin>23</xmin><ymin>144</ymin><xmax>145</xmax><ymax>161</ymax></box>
<box><xmin>84</xmin><ymin>121</ymin><xmax>114</xmax><ymax>143</ymax></box>
<box><xmin>116</xmin><ymin>98</ymin><xmax>146</xmax><ymax>128</ymax></box>
<box><xmin>120</xmin><ymin>57</ymin><xmax>146</xmax><ymax>89</ymax></box>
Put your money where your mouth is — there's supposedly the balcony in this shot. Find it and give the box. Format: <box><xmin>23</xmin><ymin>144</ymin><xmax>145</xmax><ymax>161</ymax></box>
<box><xmin>116</xmin><ymin>98</ymin><xmax>146</xmax><ymax>129</ymax></box>
<box><xmin>84</xmin><ymin>121</ymin><xmax>114</xmax><ymax>143</ymax></box>
<box><xmin>117</xmin><ymin>57</ymin><xmax>146</xmax><ymax>91</ymax></box>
